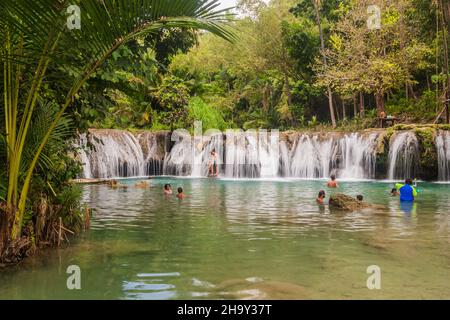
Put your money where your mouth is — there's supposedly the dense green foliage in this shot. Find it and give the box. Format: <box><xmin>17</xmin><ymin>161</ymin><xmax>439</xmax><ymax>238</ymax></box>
<box><xmin>72</xmin><ymin>0</ymin><xmax>450</xmax><ymax>132</ymax></box>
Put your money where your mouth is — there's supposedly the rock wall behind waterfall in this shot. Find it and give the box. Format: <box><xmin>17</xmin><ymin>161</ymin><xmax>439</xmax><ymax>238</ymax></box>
<box><xmin>74</xmin><ymin>128</ymin><xmax>450</xmax><ymax>181</ymax></box>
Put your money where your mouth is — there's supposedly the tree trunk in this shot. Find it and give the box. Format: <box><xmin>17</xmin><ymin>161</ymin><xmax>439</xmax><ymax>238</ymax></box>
<box><xmin>408</xmin><ymin>83</ymin><xmax>418</xmax><ymax>100</ymax></box>
<box><xmin>353</xmin><ymin>94</ymin><xmax>358</xmax><ymax>118</ymax></box>
<box><xmin>439</xmin><ymin>0</ymin><xmax>450</xmax><ymax>122</ymax></box>
<box><xmin>333</xmin><ymin>95</ymin><xmax>340</xmax><ymax>121</ymax></box>
<box><xmin>375</xmin><ymin>90</ymin><xmax>385</xmax><ymax>116</ymax></box>
<box><xmin>284</xmin><ymin>73</ymin><xmax>292</xmax><ymax>106</ymax></box>
<box><xmin>262</xmin><ymin>84</ymin><xmax>270</xmax><ymax>112</ymax></box>
<box><xmin>0</xmin><ymin>206</ymin><xmax>11</xmax><ymax>259</ymax></box>
<box><xmin>342</xmin><ymin>100</ymin><xmax>346</xmax><ymax>120</ymax></box>
<box><xmin>446</xmin><ymin>91</ymin><xmax>450</xmax><ymax>124</ymax></box>
<box><xmin>359</xmin><ymin>92</ymin><xmax>365</xmax><ymax>117</ymax></box>
<box><xmin>312</xmin><ymin>0</ymin><xmax>336</xmax><ymax>127</ymax></box>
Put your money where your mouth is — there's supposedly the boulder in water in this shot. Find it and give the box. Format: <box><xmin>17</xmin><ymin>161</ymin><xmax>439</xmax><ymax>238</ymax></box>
<box><xmin>329</xmin><ymin>193</ymin><xmax>370</xmax><ymax>211</ymax></box>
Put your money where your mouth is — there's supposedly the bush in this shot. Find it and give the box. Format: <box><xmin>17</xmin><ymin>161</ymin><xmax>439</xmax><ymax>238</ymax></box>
<box><xmin>386</xmin><ymin>90</ymin><xmax>437</xmax><ymax>121</ymax></box>
<box><xmin>187</xmin><ymin>97</ymin><xmax>229</xmax><ymax>131</ymax></box>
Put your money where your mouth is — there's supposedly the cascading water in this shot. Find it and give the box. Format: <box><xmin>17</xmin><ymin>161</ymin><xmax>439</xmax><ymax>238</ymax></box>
<box><xmin>222</xmin><ymin>130</ymin><xmax>280</xmax><ymax>178</ymax></box>
<box><xmin>279</xmin><ymin>140</ymin><xmax>291</xmax><ymax>177</ymax></box>
<box><xmin>75</xmin><ymin>129</ymin><xmax>166</xmax><ymax>178</ymax></box>
<box><xmin>75</xmin><ymin>129</ymin><xmax>445</xmax><ymax>181</ymax></box>
<box><xmin>163</xmin><ymin>132</ymin><xmax>225</xmax><ymax>177</ymax></box>
<box><xmin>288</xmin><ymin>133</ymin><xmax>379</xmax><ymax>179</ymax></box>
<box><xmin>387</xmin><ymin>131</ymin><xmax>420</xmax><ymax>180</ymax></box>
<box><xmin>75</xmin><ymin>130</ymin><xmax>381</xmax><ymax>179</ymax></box>
<box><xmin>289</xmin><ymin>134</ymin><xmax>333</xmax><ymax>178</ymax></box>
<box><xmin>224</xmin><ymin>131</ymin><xmax>260</xmax><ymax>178</ymax></box>
<box><xmin>162</xmin><ymin>132</ymin><xmax>193</xmax><ymax>176</ymax></box>
<box><xmin>436</xmin><ymin>130</ymin><xmax>450</xmax><ymax>181</ymax></box>
<box><xmin>337</xmin><ymin>133</ymin><xmax>379</xmax><ymax>179</ymax></box>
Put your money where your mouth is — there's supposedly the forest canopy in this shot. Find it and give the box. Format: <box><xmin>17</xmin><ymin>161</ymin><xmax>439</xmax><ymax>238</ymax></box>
<box><xmin>77</xmin><ymin>0</ymin><xmax>450</xmax><ymax>131</ymax></box>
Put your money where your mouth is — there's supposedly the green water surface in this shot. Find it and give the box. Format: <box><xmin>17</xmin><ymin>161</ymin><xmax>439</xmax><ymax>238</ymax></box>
<box><xmin>1</xmin><ymin>178</ymin><xmax>450</xmax><ymax>299</ymax></box>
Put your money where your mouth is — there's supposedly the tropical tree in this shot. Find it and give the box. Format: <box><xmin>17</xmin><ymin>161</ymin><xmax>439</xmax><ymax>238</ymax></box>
<box><xmin>0</xmin><ymin>0</ymin><xmax>233</xmax><ymax>255</ymax></box>
<box><xmin>315</xmin><ymin>0</ymin><xmax>432</xmax><ymax>116</ymax></box>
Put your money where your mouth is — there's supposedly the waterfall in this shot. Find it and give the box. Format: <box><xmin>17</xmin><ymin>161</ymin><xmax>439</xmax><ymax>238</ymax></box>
<box><xmin>279</xmin><ymin>140</ymin><xmax>291</xmax><ymax>177</ymax></box>
<box><xmin>436</xmin><ymin>131</ymin><xmax>450</xmax><ymax>181</ymax></box>
<box><xmin>337</xmin><ymin>133</ymin><xmax>379</xmax><ymax>179</ymax></box>
<box><xmin>224</xmin><ymin>131</ymin><xmax>260</xmax><ymax>178</ymax></box>
<box><xmin>75</xmin><ymin>130</ymin><xmax>380</xmax><ymax>179</ymax></box>
<box><xmin>289</xmin><ymin>134</ymin><xmax>333</xmax><ymax>178</ymax></box>
<box><xmin>162</xmin><ymin>131</ymin><xmax>193</xmax><ymax>176</ymax></box>
<box><xmin>387</xmin><ymin>131</ymin><xmax>420</xmax><ymax>180</ymax></box>
<box><xmin>75</xmin><ymin>129</ymin><xmax>165</xmax><ymax>178</ymax></box>
<box><xmin>75</xmin><ymin>129</ymin><xmax>445</xmax><ymax>181</ymax></box>
<box><xmin>163</xmin><ymin>132</ymin><xmax>224</xmax><ymax>177</ymax></box>
<box><xmin>288</xmin><ymin>133</ymin><xmax>378</xmax><ymax>179</ymax></box>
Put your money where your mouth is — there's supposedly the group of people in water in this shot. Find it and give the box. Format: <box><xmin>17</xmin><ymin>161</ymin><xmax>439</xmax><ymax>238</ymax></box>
<box><xmin>109</xmin><ymin>161</ymin><xmax>419</xmax><ymax>206</ymax></box>
<box><xmin>108</xmin><ymin>179</ymin><xmax>187</xmax><ymax>199</ymax></box>
<box><xmin>316</xmin><ymin>175</ymin><xmax>364</xmax><ymax>205</ymax></box>
<box><xmin>316</xmin><ymin>175</ymin><xmax>418</xmax><ymax>205</ymax></box>
<box><xmin>163</xmin><ymin>184</ymin><xmax>186</xmax><ymax>199</ymax></box>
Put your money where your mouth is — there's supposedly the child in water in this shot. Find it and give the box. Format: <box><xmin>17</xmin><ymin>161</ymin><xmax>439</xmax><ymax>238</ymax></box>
<box><xmin>176</xmin><ymin>187</ymin><xmax>186</xmax><ymax>199</ymax></box>
<box><xmin>391</xmin><ymin>188</ymin><xmax>399</xmax><ymax>196</ymax></box>
<box><xmin>327</xmin><ymin>175</ymin><xmax>339</xmax><ymax>188</ymax></box>
<box><xmin>163</xmin><ymin>184</ymin><xmax>173</xmax><ymax>195</ymax></box>
<box><xmin>316</xmin><ymin>190</ymin><xmax>326</xmax><ymax>205</ymax></box>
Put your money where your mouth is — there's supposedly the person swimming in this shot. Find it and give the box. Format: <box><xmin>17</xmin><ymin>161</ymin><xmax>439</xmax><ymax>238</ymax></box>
<box><xmin>176</xmin><ymin>187</ymin><xmax>186</xmax><ymax>199</ymax></box>
<box><xmin>316</xmin><ymin>190</ymin><xmax>326</xmax><ymax>205</ymax></box>
<box><xmin>208</xmin><ymin>149</ymin><xmax>219</xmax><ymax>177</ymax></box>
<box><xmin>135</xmin><ymin>180</ymin><xmax>149</xmax><ymax>188</ymax></box>
<box><xmin>107</xmin><ymin>179</ymin><xmax>127</xmax><ymax>188</ymax></box>
<box><xmin>163</xmin><ymin>184</ymin><xmax>173</xmax><ymax>195</ymax></box>
<box><xmin>327</xmin><ymin>175</ymin><xmax>339</xmax><ymax>188</ymax></box>
<box><xmin>395</xmin><ymin>179</ymin><xmax>417</xmax><ymax>202</ymax></box>
<box><xmin>356</xmin><ymin>195</ymin><xmax>363</xmax><ymax>201</ymax></box>
<box><xmin>391</xmin><ymin>188</ymin><xmax>399</xmax><ymax>196</ymax></box>
<box><xmin>108</xmin><ymin>179</ymin><xmax>119</xmax><ymax>187</ymax></box>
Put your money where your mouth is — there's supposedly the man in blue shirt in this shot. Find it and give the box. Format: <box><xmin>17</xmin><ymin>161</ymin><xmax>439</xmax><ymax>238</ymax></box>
<box><xmin>395</xmin><ymin>179</ymin><xmax>417</xmax><ymax>202</ymax></box>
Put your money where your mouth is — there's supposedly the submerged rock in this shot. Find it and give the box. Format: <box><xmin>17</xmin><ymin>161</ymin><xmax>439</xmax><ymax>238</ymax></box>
<box><xmin>213</xmin><ymin>278</ymin><xmax>308</xmax><ymax>300</ymax></box>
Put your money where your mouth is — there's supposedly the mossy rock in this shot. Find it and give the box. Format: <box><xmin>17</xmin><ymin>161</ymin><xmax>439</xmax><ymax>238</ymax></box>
<box><xmin>413</xmin><ymin>127</ymin><xmax>438</xmax><ymax>180</ymax></box>
<box><xmin>329</xmin><ymin>194</ymin><xmax>370</xmax><ymax>211</ymax></box>
<box><xmin>373</xmin><ymin>132</ymin><xmax>390</xmax><ymax>179</ymax></box>
<box><xmin>437</xmin><ymin>124</ymin><xmax>450</xmax><ymax>131</ymax></box>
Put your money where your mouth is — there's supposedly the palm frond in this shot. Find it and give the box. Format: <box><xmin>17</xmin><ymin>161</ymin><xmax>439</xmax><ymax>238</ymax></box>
<box><xmin>22</xmin><ymin>100</ymin><xmax>73</xmax><ymax>175</ymax></box>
